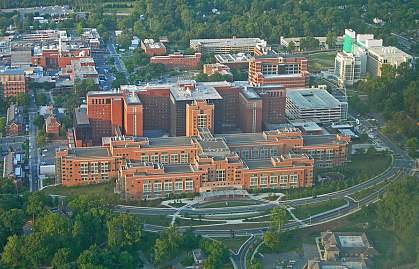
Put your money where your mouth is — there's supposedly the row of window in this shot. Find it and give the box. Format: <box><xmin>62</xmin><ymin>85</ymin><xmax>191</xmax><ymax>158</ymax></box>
<box><xmin>138</xmin><ymin>153</ymin><xmax>189</xmax><ymax>165</ymax></box>
<box><xmin>80</xmin><ymin>162</ymin><xmax>110</xmax><ymax>175</ymax></box>
<box><xmin>143</xmin><ymin>180</ymin><xmax>194</xmax><ymax>193</ymax></box>
<box><xmin>249</xmin><ymin>174</ymin><xmax>299</xmax><ymax>187</ymax></box>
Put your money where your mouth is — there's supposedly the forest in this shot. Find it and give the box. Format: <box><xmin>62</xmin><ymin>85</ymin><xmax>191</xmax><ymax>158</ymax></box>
<box><xmin>1</xmin><ymin>0</ymin><xmax>418</xmax><ymax>49</ymax></box>
<box><xmin>0</xmin><ymin>178</ymin><xmax>230</xmax><ymax>269</ymax></box>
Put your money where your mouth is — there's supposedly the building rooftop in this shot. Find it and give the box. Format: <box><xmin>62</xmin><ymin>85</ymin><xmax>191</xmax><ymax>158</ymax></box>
<box><xmin>142</xmin><ymin>39</ymin><xmax>166</xmax><ymax>49</ymax></box>
<box><xmin>287</xmin><ymin>88</ymin><xmax>343</xmax><ymax>109</ymax></box>
<box><xmin>68</xmin><ymin>147</ymin><xmax>111</xmax><ymax>158</ymax></box>
<box><xmin>86</xmin><ymin>91</ymin><xmax>123</xmax><ymax>97</ymax></box>
<box><xmin>125</xmin><ymin>93</ymin><xmax>142</xmax><ymax>105</ymax></box>
<box><xmin>74</xmin><ymin>108</ymin><xmax>90</xmax><ymax>125</ymax></box>
<box><xmin>164</xmin><ymin>164</ymin><xmax>194</xmax><ymax>174</ymax></box>
<box><xmin>147</xmin><ymin>137</ymin><xmax>194</xmax><ymax>148</ymax></box>
<box><xmin>215</xmin><ymin>53</ymin><xmax>253</xmax><ymax>63</ymax></box>
<box><xmin>0</xmin><ymin>67</ymin><xmax>24</xmax><ymax>75</ymax></box>
<box><xmin>190</xmin><ymin>38</ymin><xmax>263</xmax><ymax>47</ymax></box>
<box><xmin>303</xmin><ymin>135</ymin><xmax>337</xmax><ymax>146</ymax></box>
<box><xmin>220</xmin><ymin>133</ymin><xmax>268</xmax><ymax>146</ymax></box>
<box><xmin>240</xmin><ymin>86</ymin><xmax>261</xmax><ymax>100</ymax></box>
<box><xmin>170</xmin><ymin>82</ymin><xmax>222</xmax><ymax>101</ymax></box>
<box><xmin>367</xmin><ymin>46</ymin><xmax>412</xmax><ymax>59</ymax></box>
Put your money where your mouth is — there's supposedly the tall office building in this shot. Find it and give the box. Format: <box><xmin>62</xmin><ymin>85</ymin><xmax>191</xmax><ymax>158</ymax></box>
<box><xmin>186</xmin><ymin>100</ymin><xmax>214</xmax><ymax>137</ymax></box>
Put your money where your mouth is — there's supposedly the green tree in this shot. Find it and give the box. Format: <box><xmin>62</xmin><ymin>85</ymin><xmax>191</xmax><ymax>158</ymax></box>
<box><xmin>154</xmin><ymin>225</ymin><xmax>182</xmax><ymax>265</ymax></box>
<box><xmin>287</xmin><ymin>41</ymin><xmax>296</xmax><ymax>52</ymax></box>
<box><xmin>0</xmin><ymin>208</ymin><xmax>26</xmax><ymax>249</ymax></box>
<box><xmin>300</xmin><ymin>36</ymin><xmax>320</xmax><ymax>51</ymax></box>
<box><xmin>51</xmin><ymin>248</ymin><xmax>73</xmax><ymax>269</ymax></box>
<box><xmin>76</xmin><ymin>22</ymin><xmax>84</xmax><ymax>35</ymax></box>
<box><xmin>326</xmin><ymin>31</ymin><xmax>337</xmax><ymax>49</ymax></box>
<box><xmin>270</xmin><ymin>207</ymin><xmax>287</xmax><ymax>231</ymax></box>
<box><xmin>406</xmin><ymin>137</ymin><xmax>417</xmax><ymax>157</ymax></box>
<box><xmin>263</xmin><ymin>230</ymin><xmax>280</xmax><ymax>250</ymax></box>
<box><xmin>1</xmin><ymin>235</ymin><xmax>25</xmax><ymax>268</ymax></box>
<box><xmin>26</xmin><ymin>192</ymin><xmax>50</xmax><ymax>221</ymax></box>
<box><xmin>0</xmin><ymin>117</ymin><xmax>5</xmax><ymax>134</ymax></box>
<box><xmin>33</xmin><ymin>115</ymin><xmax>45</xmax><ymax>129</ymax></box>
<box><xmin>107</xmin><ymin>214</ymin><xmax>141</xmax><ymax>249</ymax></box>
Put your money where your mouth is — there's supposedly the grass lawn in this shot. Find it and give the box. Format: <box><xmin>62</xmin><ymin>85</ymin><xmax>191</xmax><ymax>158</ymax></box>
<box><xmin>197</xmin><ymin>200</ymin><xmax>263</xmax><ymax>208</ymax></box>
<box><xmin>202</xmin><ymin>223</ymin><xmax>268</xmax><ymax>230</ymax></box>
<box><xmin>343</xmin><ymin>153</ymin><xmax>392</xmax><ymax>180</ymax></box>
<box><xmin>174</xmin><ymin>218</ymin><xmax>225</xmax><ymax>226</ymax></box>
<box><xmin>351</xmin><ymin>180</ymin><xmax>389</xmax><ymax>201</ymax></box>
<box><xmin>42</xmin><ymin>181</ymin><xmax>119</xmax><ymax>202</ymax></box>
<box><xmin>308</xmin><ymin>51</ymin><xmax>336</xmax><ymax>72</ymax></box>
<box><xmin>137</xmin><ymin>214</ymin><xmax>172</xmax><ymax>226</ymax></box>
<box><xmin>218</xmin><ymin>236</ymin><xmax>250</xmax><ymax>253</ymax></box>
<box><xmin>292</xmin><ymin>198</ymin><xmax>347</xmax><ymax>220</ymax></box>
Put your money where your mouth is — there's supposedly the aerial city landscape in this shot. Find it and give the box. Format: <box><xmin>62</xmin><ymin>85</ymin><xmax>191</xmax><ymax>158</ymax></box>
<box><xmin>0</xmin><ymin>1</ymin><xmax>417</xmax><ymax>269</ymax></box>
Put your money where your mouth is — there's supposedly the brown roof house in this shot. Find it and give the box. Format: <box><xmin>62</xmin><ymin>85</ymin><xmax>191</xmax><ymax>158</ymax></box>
<box><xmin>45</xmin><ymin>114</ymin><xmax>61</xmax><ymax>137</ymax></box>
<box><xmin>6</xmin><ymin>104</ymin><xmax>23</xmax><ymax>136</ymax></box>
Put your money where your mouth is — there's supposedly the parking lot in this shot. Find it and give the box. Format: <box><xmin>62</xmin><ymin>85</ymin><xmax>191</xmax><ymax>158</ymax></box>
<box><xmin>261</xmin><ymin>243</ymin><xmax>319</xmax><ymax>269</ymax></box>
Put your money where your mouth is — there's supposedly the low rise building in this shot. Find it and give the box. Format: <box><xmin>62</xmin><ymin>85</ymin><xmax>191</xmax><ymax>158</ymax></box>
<box><xmin>45</xmin><ymin>114</ymin><xmax>61</xmax><ymax>137</ymax></box>
<box><xmin>319</xmin><ymin>231</ymin><xmax>374</xmax><ymax>261</ymax></box>
<box><xmin>280</xmin><ymin>36</ymin><xmax>343</xmax><ymax>51</ymax></box>
<box><xmin>214</xmin><ymin>53</ymin><xmax>253</xmax><ymax>70</ymax></box>
<box><xmin>150</xmin><ymin>52</ymin><xmax>201</xmax><ymax>70</ymax></box>
<box><xmin>140</xmin><ymin>39</ymin><xmax>166</xmax><ymax>56</ymax></box>
<box><xmin>248</xmin><ymin>55</ymin><xmax>309</xmax><ymax>88</ymax></box>
<box><xmin>3</xmin><ymin>151</ymin><xmax>24</xmax><ymax>182</ymax></box>
<box><xmin>304</xmin><ymin>259</ymin><xmax>368</xmax><ymax>269</ymax></box>
<box><xmin>286</xmin><ymin>88</ymin><xmax>348</xmax><ymax>123</ymax></box>
<box><xmin>6</xmin><ymin>104</ymin><xmax>24</xmax><ymax>136</ymax></box>
<box><xmin>190</xmin><ymin>37</ymin><xmax>268</xmax><ymax>54</ymax></box>
<box><xmin>203</xmin><ymin>63</ymin><xmax>232</xmax><ymax>78</ymax></box>
<box><xmin>0</xmin><ymin>68</ymin><xmax>26</xmax><ymax>97</ymax></box>
<box><xmin>57</xmin><ymin>127</ymin><xmax>349</xmax><ymax>198</ymax></box>
<box><xmin>366</xmin><ymin>46</ymin><xmax>413</xmax><ymax>77</ymax></box>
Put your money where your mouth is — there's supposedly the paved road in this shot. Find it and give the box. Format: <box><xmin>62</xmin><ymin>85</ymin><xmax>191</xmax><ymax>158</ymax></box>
<box><xmin>230</xmin><ymin>235</ymin><xmax>256</xmax><ymax>269</ymax></box>
<box><xmin>107</xmin><ymin>37</ymin><xmax>129</xmax><ymax>82</ymax></box>
<box><xmin>28</xmin><ymin>92</ymin><xmax>39</xmax><ymax>192</ymax></box>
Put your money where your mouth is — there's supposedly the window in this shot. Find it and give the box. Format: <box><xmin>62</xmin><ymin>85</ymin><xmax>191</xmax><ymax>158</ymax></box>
<box><xmin>280</xmin><ymin>175</ymin><xmax>288</xmax><ymax>183</ymax></box>
<box><xmin>141</xmin><ymin>155</ymin><xmax>149</xmax><ymax>162</ymax></box>
<box><xmin>260</xmin><ymin>176</ymin><xmax>268</xmax><ymax>186</ymax></box>
<box><xmin>180</xmin><ymin>153</ymin><xmax>188</xmax><ymax>164</ymax></box>
<box><xmin>260</xmin><ymin>148</ymin><xmax>270</xmax><ymax>158</ymax></box>
<box><xmin>216</xmin><ymin>170</ymin><xmax>225</xmax><ymax>181</ymax></box>
<box><xmin>150</xmin><ymin>155</ymin><xmax>159</xmax><ymax>163</ymax></box>
<box><xmin>100</xmin><ymin>162</ymin><xmax>109</xmax><ymax>174</ymax></box>
<box><xmin>170</xmin><ymin>154</ymin><xmax>178</xmax><ymax>164</ymax></box>
<box><xmin>154</xmin><ymin>182</ymin><xmax>162</xmax><ymax>192</ymax></box>
<box><xmin>270</xmin><ymin>176</ymin><xmax>278</xmax><ymax>185</ymax></box>
<box><xmin>143</xmin><ymin>183</ymin><xmax>151</xmax><ymax>193</ymax></box>
<box><xmin>160</xmin><ymin>154</ymin><xmax>169</xmax><ymax>165</ymax></box>
<box><xmin>175</xmin><ymin>181</ymin><xmax>183</xmax><ymax>191</ymax></box>
<box><xmin>197</xmin><ymin>114</ymin><xmax>207</xmax><ymax>128</ymax></box>
<box><xmin>80</xmin><ymin>163</ymin><xmax>88</xmax><ymax>175</ymax></box>
<box><xmin>241</xmin><ymin>149</ymin><xmax>250</xmax><ymax>160</ymax></box>
<box><xmin>250</xmin><ymin>176</ymin><xmax>258</xmax><ymax>187</ymax></box>
<box><xmin>81</xmin><ymin>176</ymin><xmax>88</xmax><ymax>181</ymax></box>
<box><xmin>90</xmin><ymin>162</ymin><xmax>98</xmax><ymax>174</ymax></box>
<box><xmin>185</xmin><ymin>180</ymin><xmax>193</xmax><ymax>191</ymax></box>
<box><xmin>251</xmin><ymin>148</ymin><xmax>259</xmax><ymax>159</ymax></box>
<box><xmin>290</xmin><ymin>174</ymin><xmax>298</xmax><ymax>183</ymax></box>
<box><xmin>164</xmin><ymin>182</ymin><xmax>173</xmax><ymax>192</ymax></box>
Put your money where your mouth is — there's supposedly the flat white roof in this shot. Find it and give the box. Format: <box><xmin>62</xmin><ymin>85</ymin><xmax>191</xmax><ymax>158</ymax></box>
<box><xmin>338</xmin><ymin>235</ymin><xmax>365</xmax><ymax>248</ymax></box>
<box><xmin>287</xmin><ymin>88</ymin><xmax>343</xmax><ymax>109</ymax></box>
